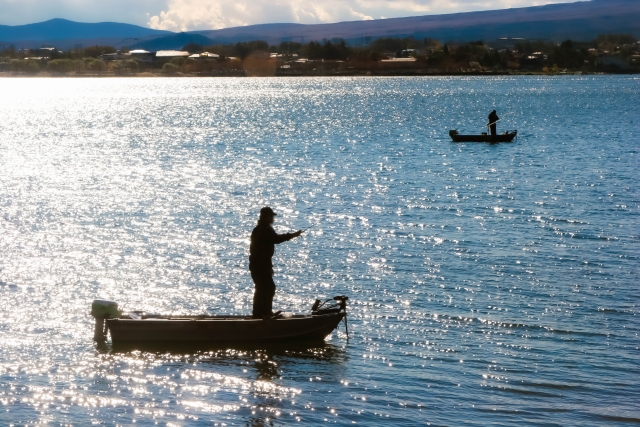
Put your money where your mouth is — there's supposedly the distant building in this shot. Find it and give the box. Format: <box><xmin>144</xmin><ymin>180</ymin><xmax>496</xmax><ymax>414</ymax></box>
<box><xmin>102</xmin><ymin>50</ymin><xmax>154</xmax><ymax>63</ymax></box>
<box><xmin>380</xmin><ymin>57</ymin><xmax>417</xmax><ymax>63</ymax></box>
<box><xmin>522</xmin><ymin>51</ymin><xmax>547</xmax><ymax>69</ymax></box>
<box><xmin>528</xmin><ymin>52</ymin><xmax>547</xmax><ymax>60</ymax></box>
<box><xmin>129</xmin><ymin>49</ymin><xmax>154</xmax><ymax>63</ymax></box>
<box><xmin>188</xmin><ymin>52</ymin><xmax>220</xmax><ymax>60</ymax></box>
<box><xmin>101</xmin><ymin>53</ymin><xmax>124</xmax><ymax>61</ymax></box>
<box><xmin>32</xmin><ymin>47</ymin><xmax>58</xmax><ymax>58</ymax></box>
<box><xmin>156</xmin><ymin>50</ymin><xmax>190</xmax><ymax>58</ymax></box>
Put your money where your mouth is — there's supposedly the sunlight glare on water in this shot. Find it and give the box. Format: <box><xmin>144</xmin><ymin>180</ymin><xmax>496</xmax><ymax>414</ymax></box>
<box><xmin>0</xmin><ymin>76</ymin><xmax>638</xmax><ymax>425</ymax></box>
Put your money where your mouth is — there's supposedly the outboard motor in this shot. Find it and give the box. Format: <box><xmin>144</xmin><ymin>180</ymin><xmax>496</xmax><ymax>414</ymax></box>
<box><xmin>90</xmin><ymin>300</ymin><xmax>121</xmax><ymax>341</ymax></box>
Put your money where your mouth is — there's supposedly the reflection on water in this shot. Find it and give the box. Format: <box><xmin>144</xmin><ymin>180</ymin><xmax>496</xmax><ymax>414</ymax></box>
<box><xmin>109</xmin><ymin>340</ymin><xmax>347</xmax><ymax>362</ymax></box>
<box><xmin>105</xmin><ymin>341</ymin><xmax>346</xmax><ymax>425</ymax></box>
<box><xmin>0</xmin><ymin>76</ymin><xmax>639</xmax><ymax>425</ymax></box>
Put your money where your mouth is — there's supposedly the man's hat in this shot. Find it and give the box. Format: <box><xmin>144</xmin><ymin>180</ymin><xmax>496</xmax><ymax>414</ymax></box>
<box><xmin>260</xmin><ymin>206</ymin><xmax>277</xmax><ymax>218</ymax></box>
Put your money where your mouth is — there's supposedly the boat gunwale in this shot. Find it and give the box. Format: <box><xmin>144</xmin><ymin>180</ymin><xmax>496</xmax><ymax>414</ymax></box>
<box><xmin>108</xmin><ymin>312</ymin><xmax>342</xmax><ymax>322</ymax></box>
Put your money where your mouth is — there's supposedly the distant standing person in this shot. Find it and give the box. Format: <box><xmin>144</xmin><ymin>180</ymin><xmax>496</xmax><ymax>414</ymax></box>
<box><xmin>249</xmin><ymin>207</ymin><xmax>303</xmax><ymax>319</ymax></box>
<box><xmin>488</xmin><ymin>110</ymin><xmax>499</xmax><ymax>136</ymax></box>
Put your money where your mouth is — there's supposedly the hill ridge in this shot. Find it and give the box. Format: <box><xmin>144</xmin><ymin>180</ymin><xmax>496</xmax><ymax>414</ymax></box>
<box><xmin>0</xmin><ymin>18</ymin><xmax>170</xmax><ymax>47</ymax></box>
<box><xmin>190</xmin><ymin>0</ymin><xmax>639</xmax><ymax>45</ymax></box>
<box><xmin>1</xmin><ymin>0</ymin><xmax>639</xmax><ymax>50</ymax></box>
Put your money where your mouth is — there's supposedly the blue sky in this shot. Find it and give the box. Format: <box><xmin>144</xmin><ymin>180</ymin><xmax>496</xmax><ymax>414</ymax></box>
<box><xmin>0</xmin><ymin>0</ymin><xmax>579</xmax><ymax>31</ymax></box>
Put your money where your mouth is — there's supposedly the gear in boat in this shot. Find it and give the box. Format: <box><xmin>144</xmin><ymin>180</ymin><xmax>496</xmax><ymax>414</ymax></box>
<box><xmin>91</xmin><ymin>296</ymin><xmax>349</xmax><ymax>345</ymax></box>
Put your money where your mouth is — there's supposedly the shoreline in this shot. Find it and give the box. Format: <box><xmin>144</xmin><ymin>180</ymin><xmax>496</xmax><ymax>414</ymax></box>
<box><xmin>0</xmin><ymin>71</ymin><xmax>636</xmax><ymax>78</ymax></box>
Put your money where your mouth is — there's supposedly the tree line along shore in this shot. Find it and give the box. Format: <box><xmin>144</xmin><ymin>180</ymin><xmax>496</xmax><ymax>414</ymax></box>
<box><xmin>1</xmin><ymin>34</ymin><xmax>638</xmax><ymax>77</ymax></box>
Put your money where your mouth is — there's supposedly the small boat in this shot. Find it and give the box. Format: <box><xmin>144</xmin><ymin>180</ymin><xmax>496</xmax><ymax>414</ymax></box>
<box><xmin>449</xmin><ymin>129</ymin><xmax>517</xmax><ymax>143</ymax></box>
<box><xmin>91</xmin><ymin>297</ymin><xmax>348</xmax><ymax>345</ymax></box>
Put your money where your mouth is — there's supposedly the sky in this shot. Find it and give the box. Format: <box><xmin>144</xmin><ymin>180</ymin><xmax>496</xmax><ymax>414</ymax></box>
<box><xmin>0</xmin><ymin>0</ymin><xmax>579</xmax><ymax>31</ymax></box>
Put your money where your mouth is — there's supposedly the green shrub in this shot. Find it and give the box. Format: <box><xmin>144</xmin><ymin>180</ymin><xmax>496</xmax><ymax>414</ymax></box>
<box><xmin>163</xmin><ymin>62</ymin><xmax>179</xmax><ymax>74</ymax></box>
<box><xmin>47</xmin><ymin>59</ymin><xmax>73</xmax><ymax>74</ymax></box>
<box><xmin>169</xmin><ymin>57</ymin><xmax>185</xmax><ymax>66</ymax></box>
<box><xmin>86</xmin><ymin>59</ymin><xmax>106</xmax><ymax>74</ymax></box>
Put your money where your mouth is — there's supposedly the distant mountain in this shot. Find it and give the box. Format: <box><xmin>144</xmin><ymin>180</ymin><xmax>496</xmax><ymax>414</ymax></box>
<box><xmin>0</xmin><ymin>18</ymin><xmax>170</xmax><ymax>49</ymax></box>
<box><xmin>192</xmin><ymin>0</ymin><xmax>640</xmax><ymax>45</ymax></box>
<box><xmin>1</xmin><ymin>0</ymin><xmax>638</xmax><ymax>51</ymax></box>
<box><xmin>129</xmin><ymin>33</ymin><xmax>214</xmax><ymax>51</ymax></box>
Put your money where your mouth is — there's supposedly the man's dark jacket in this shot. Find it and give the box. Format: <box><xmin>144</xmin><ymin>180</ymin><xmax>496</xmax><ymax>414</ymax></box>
<box><xmin>249</xmin><ymin>221</ymin><xmax>294</xmax><ymax>271</ymax></box>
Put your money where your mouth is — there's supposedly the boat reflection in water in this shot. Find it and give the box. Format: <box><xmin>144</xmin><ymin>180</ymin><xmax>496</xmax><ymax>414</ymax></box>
<box><xmin>104</xmin><ymin>340</ymin><xmax>348</xmax><ymax>426</ymax></box>
<box><xmin>108</xmin><ymin>337</ymin><xmax>348</xmax><ymax>360</ymax></box>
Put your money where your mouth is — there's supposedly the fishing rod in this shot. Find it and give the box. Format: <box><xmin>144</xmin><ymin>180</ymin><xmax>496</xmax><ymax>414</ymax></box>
<box><xmin>487</xmin><ymin>119</ymin><xmax>500</xmax><ymax>128</ymax></box>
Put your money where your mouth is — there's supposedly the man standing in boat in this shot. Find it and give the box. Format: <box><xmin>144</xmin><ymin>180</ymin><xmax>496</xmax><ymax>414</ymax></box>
<box><xmin>249</xmin><ymin>207</ymin><xmax>303</xmax><ymax>319</ymax></box>
<box><xmin>488</xmin><ymin>110</ymin><xmax>499</xmax><ymax>136</ymax></box>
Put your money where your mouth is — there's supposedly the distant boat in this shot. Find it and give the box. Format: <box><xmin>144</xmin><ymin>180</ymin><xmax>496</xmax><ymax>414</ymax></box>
<box><xmin>449</xmin><ymin>130</ymin><xmax>517</xmax><ymax>143</ymax></box>
<box><xmin>92</xmin><ymin>297</ymin><xmax>348</xmax><ymax>345</ymax></box>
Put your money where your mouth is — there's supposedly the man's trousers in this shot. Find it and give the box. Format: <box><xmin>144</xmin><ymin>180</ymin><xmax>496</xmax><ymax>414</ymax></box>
<box><xmin>250</xmin><ymin>269</ymin><xmax>276</xmax><ymax>319</ymax></box>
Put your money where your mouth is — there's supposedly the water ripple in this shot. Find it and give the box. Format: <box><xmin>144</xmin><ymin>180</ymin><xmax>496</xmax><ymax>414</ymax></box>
<box><xmin>0</xmin><ymin>76</ymin><xmax>638</xmax><ymax>425</ymax></box>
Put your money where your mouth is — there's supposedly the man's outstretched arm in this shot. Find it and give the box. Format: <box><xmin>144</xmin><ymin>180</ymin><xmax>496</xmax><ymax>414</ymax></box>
<box><xmin>273</xmin><ymin>229</ymin><xmax>303</xmax><ymax>244</ymax></box>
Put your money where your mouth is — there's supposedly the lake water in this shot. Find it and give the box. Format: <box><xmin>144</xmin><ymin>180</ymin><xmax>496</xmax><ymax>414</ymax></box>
<box><xmin>0</xmin><ymin>76</ymin><xmax>638</xmax><ymax>426</ymax></box>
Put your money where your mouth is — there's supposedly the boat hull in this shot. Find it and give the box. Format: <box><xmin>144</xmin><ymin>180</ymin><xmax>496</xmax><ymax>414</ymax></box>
<box><xmin>106</xmin><ymin>313</ymin><xmax>345</xmax><ymax>344</ymax></box>
<box><xmin>449</xmin><ymin>130</ymin><xmax>517</xmax><ymax>143</ymax></box>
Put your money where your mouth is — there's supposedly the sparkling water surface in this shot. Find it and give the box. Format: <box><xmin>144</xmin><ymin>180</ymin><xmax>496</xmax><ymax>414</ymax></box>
<box><xmin>0</xmin><ymin>76</ymin><xmax>638</xmax><ymax>426</ymax></box>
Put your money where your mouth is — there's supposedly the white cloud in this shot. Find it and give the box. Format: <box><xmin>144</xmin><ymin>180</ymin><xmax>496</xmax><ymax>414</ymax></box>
<box><xmin>147</xmin><ymin>0</ymin><xmax>574</xmax><ymax>31</ymax></box>
<box><xmin>147</xmin><ymin>0</ymin><xmax>375</xmax><ymax>31</ymax></box>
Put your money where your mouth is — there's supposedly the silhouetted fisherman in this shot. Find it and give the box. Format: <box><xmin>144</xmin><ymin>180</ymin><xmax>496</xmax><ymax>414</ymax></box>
<box><xmin>488</xmin><ymin>110</ymin><xmax>499</xmax><ymax>136</ymax></box>
<box><xmin>249</xmin><ymin>207</ymin><xmax>303</xmax><ymax>319</ymax></box>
